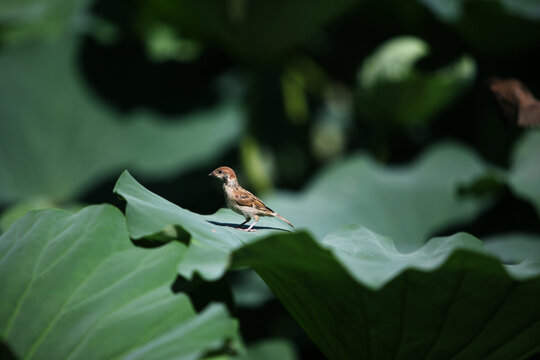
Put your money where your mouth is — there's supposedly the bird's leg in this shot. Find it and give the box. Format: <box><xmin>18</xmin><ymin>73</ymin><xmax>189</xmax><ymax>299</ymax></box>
<box><xmin>238</xmin><ymin>217</ymin><xmax>250</xmax><ymax>230</ymax></box>
<box><xmin>245</xmin><ymin>215</ymin><xmax>259</xmax><ymax>232</ymax></box>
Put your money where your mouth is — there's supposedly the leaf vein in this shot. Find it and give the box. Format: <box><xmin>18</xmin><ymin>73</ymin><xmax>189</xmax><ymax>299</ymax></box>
<box><xmin>449</xmin><ymin>283</ymin><xmax>517</xmax><ymax>360</ymax></box>
<box><xmin>422</xmin><ymin>260</ymin><xmax>467</xmax><ymax>360</ymax></box>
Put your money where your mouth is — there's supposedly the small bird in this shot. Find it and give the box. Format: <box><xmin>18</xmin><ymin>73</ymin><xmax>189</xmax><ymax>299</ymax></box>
<box><xmin>209</xmin><ymin>166</ymin><xmax>294</xmax><ymax>231</ymax></box>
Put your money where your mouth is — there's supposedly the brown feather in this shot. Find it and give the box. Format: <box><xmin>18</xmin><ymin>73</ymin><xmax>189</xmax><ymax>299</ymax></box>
<box><xmin>210</xmin><ymin>166</ymin><xmax>294</xmax><ymax>229</ymax></box>
<box><xmin>489</xmin><ymin>77</ymin><xmax>540</xmax><ymax>127</ymax></box>
<box><xmin>232</xmin><ymin>188</ymin><xmax>274</xmax><ymax>213</ymax></box>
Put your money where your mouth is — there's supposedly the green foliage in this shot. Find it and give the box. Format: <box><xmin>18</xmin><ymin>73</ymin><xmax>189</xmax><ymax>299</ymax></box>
<box><xmin>420</xmin><ymin>0</ymin><xmax>540</xmax><ymax>21</ymax></box>
<box><xmin>0</xmin><ymin>205</ymin><xmax>241</xmax><ymax>359</ymax></box>
<box><xmin>357</xmin><ymin>36</ymin><xmax>475</xmax><ymax>126</ymax></box>
<box><xmin>0</xmin><ymin>0</ymin><xmax>88</xmax><ymax>45</ymax></box>
<box><xmin>484</xmin><ymin>233</ymin><xmax>540</xmax><ymax>263</ymax></box>
<box><xmin>114</xmin><ymin>138</ymin><xmax>540</xmax><ymax>358</ymax></box>
<box><xmin>419</xmin><ymin>0</ymin><xmax>540</xmax><ymax>54</ymax></box>
<box><xmin>2</xmin><ymin>0</ymin><xmax>540</xmax><ymax>358</ymax></box>
<box><xmin>138</xmin><ymin>0</ymin><xmax>360</xmax><ymax>60</ymax></box>
<box><xmin>508</xmin><ymin>131</ymin><xmax>540</xmax><ymax>217</ymax></box>
<box><xmin>234</xmin><ymin>339</ymin><xmax>296</xmax><ymax>360</ymax></box>
<box><xmin>268</xmin><ymin>143</ymin><xmax>489</xmax><ymax>250</ymax></box>
<box><xmin>113</xmin><ymin>170</ymin><xmax>282</xmax><ymax>281</ymax></box>
<box><xmin>112</xmin><ymin>136</ymin><xmax>540</xmax><ymax>358</ymax></box>
<box><xmin>3</xmin><ymin>134</ymin><xmax>540</xmax><ymax>358</ymax></box>
<box><xmin>234</xmin><ymin>227</ymin><xmax>540</xmax><ymax>359</ymax></box>
<box><xmin>0</xmin><ymin>199</ymin><xmax>57</xmax><ymax>232</ymax></box>
<box><xmin>113</xmin><ymin>142</ymin><xmax>490</xmax><ymax>281</ymax></box>
<box><xmin>0</xmin><ymin>36</ymin><xmax>242</xmax><ymax>205</ymax></box>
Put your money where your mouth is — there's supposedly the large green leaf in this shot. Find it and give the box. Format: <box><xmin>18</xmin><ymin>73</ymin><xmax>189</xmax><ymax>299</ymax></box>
<box><xmin>267</xmin><ymin>142</ymin><xmax>489</xmax><ymax>250</ymax></box>
<box><xmin>0</xmin><ymin>205</ymin><xmax>240</xmax><ymax>359</ymax></box>
<box><xmin>112</xmin><ymin>145</ymin><xmax>540</xmax><ymax>359</ymax></box>
<box><xmin>357</xmin><ymin>36</ymin><xmax>475</xmax><ymax>126</ymax></box>
<box><xmin>484</xmin><ymin>233</ymin><xmax>540</xmax><ymax>263</ymax></box>
<box><xmin>0</xmin><ymin>199</ymin><xmax>57</xmax><ymax>233</ymax></box>
<box><xmin>113</xmin><ymin>171</ymin><xmax>288</xmax><ymax>281</ymax></box>
<box><xmin>0</xmin><ymin>36</ymin><xmax>243</xmax><ymax>205</ymax></box>
<box><xmin>114</xmin><ymin>142</ymin><xmax>488</xmax><ymax>284</ymax></box>
<box><xmin>508</xmin><ymin>131</ymin><xmax>540</xmax><ymax>217</ymax></box>
<box><xmin>233</xmin><ymin>226</ymin><xmax>540</xmax><ymax>360</ymax></box>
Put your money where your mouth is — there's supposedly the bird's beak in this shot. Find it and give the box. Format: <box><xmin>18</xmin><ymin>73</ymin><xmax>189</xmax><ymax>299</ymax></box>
<box><xmin>208</xmin><ymin>171</ymin><xmax>214</xmax><ymax>177</ymax></box>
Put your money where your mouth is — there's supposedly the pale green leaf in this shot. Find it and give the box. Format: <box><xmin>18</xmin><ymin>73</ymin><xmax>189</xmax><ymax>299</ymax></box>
<box><xmin>112</xmin><ymin>144</ymin><xmax>540</xmax><ymax>359</ymax></box>
<box><xmin>359</xmin><ymin>36</ymin><xmax>428</xmax><ymax>88</ymax></box>
<box><xmin>357</xmin><ymin>36</ymin><xmax>475</xmax><ymax>126</ymax></box>
<box><xmin>0</xmin><ymin>37</ymin><xmax>243</xmax><ymax>204</ymax></box>
<box><xmin>508</xmin><ymin>131</ymin><xmax>540</xmax><ymax>217</ymax></box>
<box><xmin>0</xmin><ymin>205</ymin><xmax>241</xmax><ymax>360</ymax></box>
<box><xmin>114</xmin><ymin>142</ymin><xmax>489</xmax><ymax>286</ymax></box>
<box><xmin>267</xmin><ymin>142</ymin><xmax>490</xmax><ymax>251</ymax></box>
<box><xmin>113</xmin><ymin>171</ymin><xmax>290</xmax><ymax>281</ymax></box>
<box><xmin>0</xmin><ymin>0</ymin><xmax>91</xmax><ymax>45</ymax></box>
<box><xmin>484</xmin><ymin>233</ymin><xmax>540</xmax><ymax>263</ymax></box>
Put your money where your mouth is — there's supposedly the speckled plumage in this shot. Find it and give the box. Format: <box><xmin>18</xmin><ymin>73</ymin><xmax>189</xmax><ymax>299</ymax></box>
<box><xmin>209</xmin><ymin>166</ymin><xmax>294</xmax><ymax>231</ymax></box>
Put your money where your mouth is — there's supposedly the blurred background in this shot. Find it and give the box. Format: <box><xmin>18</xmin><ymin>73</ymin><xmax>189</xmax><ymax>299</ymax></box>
<box><xmin>1</xmin><ymin>0</ymin><xmax>540</xmax><ymax>358</ymax></box>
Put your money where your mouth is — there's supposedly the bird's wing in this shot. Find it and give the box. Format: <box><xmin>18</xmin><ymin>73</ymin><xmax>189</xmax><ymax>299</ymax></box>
<box><xmin>232</xmin><ymin>188</ymin><xmax>274</xmax><ymax>213</ymax></box>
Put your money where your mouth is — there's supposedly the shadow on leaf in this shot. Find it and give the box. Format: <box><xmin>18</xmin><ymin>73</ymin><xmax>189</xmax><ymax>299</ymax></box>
<box><xmin>207</xmin><ymin>220</ymin><xmax>293</xmax><ymax>232</ymax></box>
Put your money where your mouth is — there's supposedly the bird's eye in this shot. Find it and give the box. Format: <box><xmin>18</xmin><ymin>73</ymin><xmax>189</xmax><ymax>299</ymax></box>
<box><xmin>218</xmin><ymin>170</ymin><xmax>223</xmax><ymax>174</ymax></box>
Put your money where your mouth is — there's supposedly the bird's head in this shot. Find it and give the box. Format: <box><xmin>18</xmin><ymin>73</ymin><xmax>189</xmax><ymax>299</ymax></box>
<box><xmin>209</xmin><ymin>166</ymin><xmax>237</xmax><ymax>184</ymax></box>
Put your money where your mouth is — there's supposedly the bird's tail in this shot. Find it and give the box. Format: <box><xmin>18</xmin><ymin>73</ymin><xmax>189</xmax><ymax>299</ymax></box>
<box><xmin>274</xmin><ymin>213</ymin><xmax>294</xmax><ymax>228</ymax></box>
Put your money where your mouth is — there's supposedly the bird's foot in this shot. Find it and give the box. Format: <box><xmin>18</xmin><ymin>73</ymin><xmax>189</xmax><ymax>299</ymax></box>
<box><xmin>237</xmin><ymin>227</ymin><xmax>256</xmax><ymax>232</ymax></box>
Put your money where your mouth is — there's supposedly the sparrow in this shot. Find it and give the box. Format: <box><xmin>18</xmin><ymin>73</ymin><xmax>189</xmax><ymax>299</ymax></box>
<box><xmin>209</xmin><ymin>166</ymin><xmax>294</xmax><ymax>231</ymax></box>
